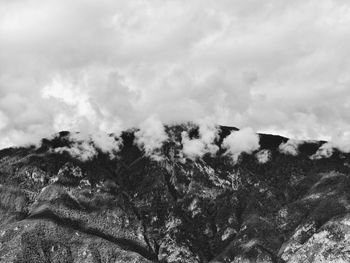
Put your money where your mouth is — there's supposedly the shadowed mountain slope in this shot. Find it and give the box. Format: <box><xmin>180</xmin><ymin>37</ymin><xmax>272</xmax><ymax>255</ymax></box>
<box><xmin>0</xmin><ymin>125</ymin><xmax>349</xmax><ymax>262</ymax></box>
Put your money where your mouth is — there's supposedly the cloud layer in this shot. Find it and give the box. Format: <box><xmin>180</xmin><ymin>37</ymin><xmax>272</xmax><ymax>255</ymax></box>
<box><xmin>181</xmin><ymin>119</ymin><xmax>219</xmax><ymax>160</ymax></box>
<box><xmin>279</xmin><ymin>139</ymin><xmax>301</xmax><ymax>156</ymax></box>
<box><xmin>134</xmin><ymin>115</ymin><xmax>168</xmax><ymax>160</ymax></box>
<box><xmin>222</xmin><ymin>127</ymin><xmax>260</xmax><ymax>162</ymax></box>
<box><xmin>54</xmin><ymin>132</ymin><xmax>122</xmax><ymax>161</ymax></box>
<box><xmin>1</xmin><ymin>0</ymin><xmax>350</xmax><ymax>148</ymax></box>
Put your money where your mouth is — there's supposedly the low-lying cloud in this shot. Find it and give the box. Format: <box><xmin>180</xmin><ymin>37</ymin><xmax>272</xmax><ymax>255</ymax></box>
<box><xmin>310</xmin><ymin>143</ymin><xmax>334</xmax><ymax>160</ymax></box>
<box><xmin>181</xmin><ymin>119</ymin><xmax>219</xmax><ymax>160</ymax></box>
<box><xmin>311</xmin><ymin>132</ymin><xmax>350</xmax><ymax>159</ymax></box>
<box><xmin>256</xmin><ymin>149</ymin><xmax>271</xmax><ymax>164</ymax></box>
<box><xmin>222</xmin><ymin>127</ymin><xmax>260</xmax><ymax>162</ymax></box>
<box><xmin>134</xmin><ymin>115</ymin><xmax>168</xmax><ymax>160</ymax></box>
<box><xmin>278</xmin><ymin>139</ymin><xmax>302</xmax><ymax>156</ymax></box>
<box><xmin>54</xmin><ymin>132</ymin><xmax>122</xmax><ymax>161</ymax></box>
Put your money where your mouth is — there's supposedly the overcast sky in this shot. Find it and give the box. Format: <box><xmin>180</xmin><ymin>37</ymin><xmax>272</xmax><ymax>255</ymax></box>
<box><xmin>1</xmin><ymin>0</ymin><xmax>350</xmax><ymax>148</ymax></box>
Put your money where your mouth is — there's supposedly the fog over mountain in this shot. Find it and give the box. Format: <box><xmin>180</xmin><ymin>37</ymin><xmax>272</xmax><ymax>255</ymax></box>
<box><xmin>1</xmin><ymin>0</ymin><xmax>350</xmax><ymax>149</ymax></box>
<box><xmin>2</xmin><ymin>1</ymin><xmax>350</xmax><ymax>263</ymax></box>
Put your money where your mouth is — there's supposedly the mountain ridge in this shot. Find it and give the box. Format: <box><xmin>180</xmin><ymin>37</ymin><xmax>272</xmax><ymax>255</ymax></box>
<box><xmin>0</xmin><ymin>125</ymin><xmax>349</xmax><ymax>262</ymax></box>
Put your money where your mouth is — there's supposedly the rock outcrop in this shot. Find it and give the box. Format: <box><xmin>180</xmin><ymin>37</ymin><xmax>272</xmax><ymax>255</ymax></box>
<box><xmin>0</xmin><ymin>126</ymin><xmax>350</xmax><ymax>262</ymax></box>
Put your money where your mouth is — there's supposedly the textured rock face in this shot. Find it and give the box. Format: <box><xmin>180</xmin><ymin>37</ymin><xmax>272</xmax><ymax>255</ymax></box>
<box><xmin>0</xmin><ymin>126</ymin><xmax>350</xmax><ymax>262</ymax></box>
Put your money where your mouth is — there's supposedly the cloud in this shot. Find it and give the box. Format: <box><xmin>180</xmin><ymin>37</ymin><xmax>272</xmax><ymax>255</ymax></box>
<box><xmin>311</xmin><ymin>132</ymin><xmax>350</xmax><ymax>159</ymax></box>
<box><xmin>90</xmin><ymin>132</ymin><xmax>123</xmax><ymax>157</ymax></box>
<box><xmin>55</xmin><ymin>139</ymin><xmax>96</xmax><ymax>162</ymax></box>
<box><xmin>181</xmin><ymin>119</ymin><xmax>219</xmax><ymax>160</ymax></box>
<box><xmin>278</xmin><ymin>139</ymin><xmax>302</xmax><ymax>156</ymax></box>
<box><xmin>310</xmin><ymin>142</ymin><xmax>334</xmax><ymax>160</ymax></box>
<box><xmin>222</xmin><ymin>127</ymin><xmax>260</xmax><ymax>162</ymax></box>
<box><xmin>134</xmin><ymin>115</ymin><xmax>168</xmax><ymax>160</ymax></box>
<box><xmin>181</xmin><ymin>132</ymin><xmax>207</xmax><ymax>160</ymax></box>
<box><xmin>331</xmin><ymin>132</ymin><xmax>350</xmax><ymax>153</ymax></box>
<box><xmin>1</xmin><ymin>1</ymin><xmax>350</xmax><ymax>148</ymax></box>
<box><xmin>0</xmin><ymin>111</ymin><xmax>8</xmax><ymax>132</ymax></box>
<box><xmin>256</xmin><ymin>149</ymin><xmax>271</xmax><ymax>164</ymax></box>
<box><xmin>54</xmin><ymin>132</ymin><xmax>122</xmax><ymax>161</ymax></box>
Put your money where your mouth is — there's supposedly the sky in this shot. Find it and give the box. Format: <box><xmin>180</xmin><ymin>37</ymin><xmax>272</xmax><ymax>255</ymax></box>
<box><xmin>1</xmin><ymin>0</ymin><xmax>350</xmax><ymax>148</ymax></box>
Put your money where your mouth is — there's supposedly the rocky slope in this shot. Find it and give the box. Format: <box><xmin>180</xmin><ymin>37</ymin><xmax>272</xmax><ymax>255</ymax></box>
<box><xmin>1</xmin><ymin>125</ymin><xmax>350</xmax><ymax>262</ymax></box>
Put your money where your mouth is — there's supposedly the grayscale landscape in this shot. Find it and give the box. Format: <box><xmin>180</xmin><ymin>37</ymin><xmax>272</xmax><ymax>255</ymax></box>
<box><xmin>1</xmin><ymin>1</ymin><xmax>350</xmax><ymax>262</ymax></box>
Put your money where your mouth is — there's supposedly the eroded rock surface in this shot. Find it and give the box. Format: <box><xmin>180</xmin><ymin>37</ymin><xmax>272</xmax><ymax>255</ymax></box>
<box><xmin>1</xmin><ymin>126</ymin><xmax>350</xmax><ymax>262</ymax></box>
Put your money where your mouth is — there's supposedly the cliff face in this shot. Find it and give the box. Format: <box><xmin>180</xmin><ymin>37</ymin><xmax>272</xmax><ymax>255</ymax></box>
<box><xmin>0</xmin><ymin>126</ymin><xmax>350</xmax><ymax>263</ymax></box>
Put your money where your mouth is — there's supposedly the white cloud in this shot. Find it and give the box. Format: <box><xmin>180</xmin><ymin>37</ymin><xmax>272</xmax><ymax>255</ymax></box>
<box><xmin>278</xmin><ymin>139</ymin><xmax>302</xmax><ymax>156</ymax></box>
<box><xmin>181</xmin><ymin>132</ymin><xmax>207</xmax><ymax>160</ymax></box>
<box><xmin>256</xmin><ymin>149</ymin><xmax>271</xmax><ymax>164</ymax></box>
<box><xmin>222</xmin><ymin>127</ymin><xmax>260</xmax><ymax>162</ymax></box>
<box><xmin>54</xmin><ymin>132</ymin><xmax>122</xmax><ymax>161</ymax></box>
<box><xmin>0</xmin><ymin>111</ymin><xmax>8</xmax><ymax>131</ymax></box>
<box><xmin>1</xmin><ymin>1</ymin><xmax>350</xmax><ymax>148</ymax></box>
<box><xmin>55</xmin><ymin>140</ymin><xmax>96</xmax><ymax>162</ymax></box>
<box><xmin>311</xmin><ymin>132</ymin><xmax>350</xmax><ymax>159</ymax></box>
<box><xmin>134</xmin><ymin>115</ymin><xmax>168</xmax><ymax>161</ymax></box>
<box><xmin>331</xmin><ymin>132</ymin><xmax>350</xmax><ymax>153</ymax></box>
<box><xmin>181</xmin><ymin>119</ymin><xmax>219</xmax><ymax>160</ymax></box>
<box><xmin>310</xmin><ymin>142</ymin><xmax>334</xmax><ymax>160</ymax></box>
<box><xmin>90</xmin><ymin>132</ymin><xmax>123</xmax><ymax>158</ymax></box>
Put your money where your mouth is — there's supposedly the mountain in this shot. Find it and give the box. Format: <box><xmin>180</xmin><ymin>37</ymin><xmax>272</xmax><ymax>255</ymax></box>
<box><xmin>0</xmin><ymin>125</ymin><xmax>350</xmax><ymax>263</ymax></box>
